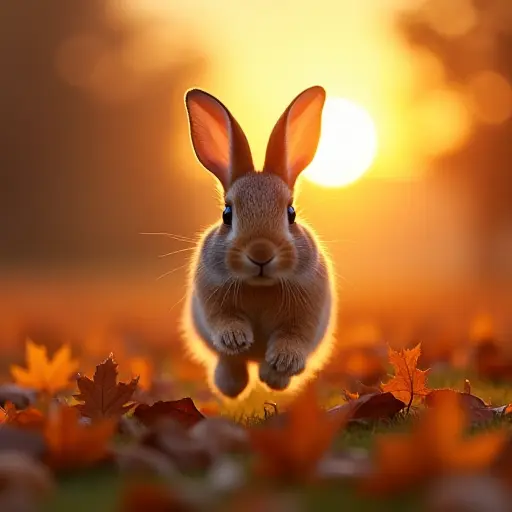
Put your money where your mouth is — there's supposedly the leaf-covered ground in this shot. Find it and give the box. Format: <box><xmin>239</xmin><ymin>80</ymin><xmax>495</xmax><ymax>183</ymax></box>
<box><xmin>2</xmin><ymin>340</ymin><xmax>512</xmax><ymax>511</ymax></box>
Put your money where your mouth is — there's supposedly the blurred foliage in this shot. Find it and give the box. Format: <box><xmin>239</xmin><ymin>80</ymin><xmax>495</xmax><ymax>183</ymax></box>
<box><xmin>396</xmin><ymin>0</ymin><xmax>512</xmax><ymax>286</ymax></box>
<box><xmin>0</xmin><ymin>0</ymin><xmax>207</xmax><ymax>267</ymax></box>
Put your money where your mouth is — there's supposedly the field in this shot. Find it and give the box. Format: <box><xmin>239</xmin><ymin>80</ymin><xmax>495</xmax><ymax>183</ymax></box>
<box><xmin>1</xmin><ymin>274</ymin><xmax>512</xmax><ymax>511</ymax></box>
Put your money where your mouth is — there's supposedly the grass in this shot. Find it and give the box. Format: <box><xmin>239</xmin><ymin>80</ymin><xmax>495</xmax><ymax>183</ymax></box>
<box><xmin>41</xmin><ymin>368</ymin><xmax>512</xmax><ymax>512</ymax></box>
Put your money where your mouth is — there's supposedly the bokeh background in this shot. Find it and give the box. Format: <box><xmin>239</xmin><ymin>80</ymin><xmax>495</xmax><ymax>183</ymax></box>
<box><xmin>1</xmin><ymin>0</ymin><xmax>511</xmax><ymax>405</ymax></box>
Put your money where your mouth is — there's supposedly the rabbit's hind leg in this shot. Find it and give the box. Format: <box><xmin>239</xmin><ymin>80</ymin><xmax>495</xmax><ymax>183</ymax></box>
<box><xmin>258</xmin><ymin>361</ymin><xmax>291</xmax><ymax>391</ymax></box>
<box><xmin>214</xmin><ymin>356</ymin><xmax>249</xmax><ymax>398</ymax></box>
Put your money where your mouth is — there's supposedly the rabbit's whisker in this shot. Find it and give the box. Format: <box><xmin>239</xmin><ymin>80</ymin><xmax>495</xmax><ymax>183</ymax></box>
<box><xmin>158</xmin><ymin>247</ymin><xmax>196</xmax><ymax>258</ymax></box>
<box><xmin>156</xmin><ymin>263</ymin><xmax>189</xmax><ymax>281</ymax></box>
<box><xmin>139</xmin><ymin>232</ymin><xmax>198</xmax><ymax>244</ymax></box>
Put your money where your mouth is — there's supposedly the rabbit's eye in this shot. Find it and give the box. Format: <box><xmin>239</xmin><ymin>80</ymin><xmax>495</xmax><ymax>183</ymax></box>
<box><xmin>287</xmin><ymin>205</ymin><xmax>296</xmax><ymax>224</ymax></box>
<box><xmin>223</xmin><ymin>205</ymin><xmax>233</xmax><ymax>226</ymax></box>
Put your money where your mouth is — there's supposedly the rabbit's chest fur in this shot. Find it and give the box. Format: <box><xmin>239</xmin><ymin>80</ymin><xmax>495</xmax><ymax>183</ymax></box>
<box><xmin>192</xmin><ymin>276</ymin><xmax>329</xmax><ymax>362</ymax></box>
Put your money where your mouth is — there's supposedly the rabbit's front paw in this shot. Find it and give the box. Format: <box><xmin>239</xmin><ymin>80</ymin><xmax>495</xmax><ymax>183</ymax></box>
<box><xmin>265</xmin><ymin>341</ymin><xmax>306</xmax><ymax>376</ymax></box>
<box><xmin>212</xmin><ymin>319</ymin><xmax>253</xmax><ymax>355</ymax></box>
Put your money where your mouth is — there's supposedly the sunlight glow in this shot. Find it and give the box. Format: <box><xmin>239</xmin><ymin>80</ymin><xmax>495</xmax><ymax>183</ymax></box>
<box><xmin>303</xmin><ymin>97</ymin><xmax>378</xmax><ymax>188</ymax></box>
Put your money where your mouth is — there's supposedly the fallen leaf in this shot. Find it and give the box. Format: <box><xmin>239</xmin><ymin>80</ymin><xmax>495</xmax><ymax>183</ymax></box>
<box><xmin>249</xmin><ymin>382</ymin><xmax>349</xmax><ymax>482</ymax></box>
<box><xmin>328</xmin><ymin>392</ymin><xmax>405</xmax><ymax>423</ymax></box>
<box><xmin>43</xmin><ymin>404</ymin><xmax>116</xmax><ymax>470</ymax></box>
<box><xmin>1</xmin><ymin>402</ymin><xmax>45</xmax><ymax>431</ymax></box>
<box><xmin>363</xmin><ymin>390</ymin><xmax>507</xmax><ymax>495</ymax></box>
<box><xmin>381</xmin><ymin>343</ymin><xmax>430</xmax><ymax>409</ymax></box>
<box><xmin>74</xmin><ymin>353</ymin><xmax>139</xmax><ymax>420</ymax></box>
<box><xmin>10</xmin><ymin>339</ymin><xmax>79</xmax><ymax>396</ymax></box>
<box><xmin>425</xmin><ymin>389</ymin><xmax>495</xmax><ymax>423</ymax></box>
<box><xmin>133</xmin><ymin>398</ymin><xmax>205</xmax><ymax>429</ymax></box>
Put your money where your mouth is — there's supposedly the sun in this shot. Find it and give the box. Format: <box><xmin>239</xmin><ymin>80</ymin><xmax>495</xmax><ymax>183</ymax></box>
<box><xmin>303</xmin><ymin>96</ymin><xmax>378</xmax><ymax>188</ymax></box>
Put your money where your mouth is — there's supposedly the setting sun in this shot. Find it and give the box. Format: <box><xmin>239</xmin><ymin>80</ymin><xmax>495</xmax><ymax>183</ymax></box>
<box><xmin>303</xmin><ymin>97</ymin><xmax>378</xmax><ymax>188</ymax></box>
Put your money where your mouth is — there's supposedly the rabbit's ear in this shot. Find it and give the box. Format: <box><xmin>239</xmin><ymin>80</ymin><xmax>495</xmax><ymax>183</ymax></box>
<box><xmin>185</xmin><ymin>89</ymin><xmax>254</xmax><ymax>190</ymax></box>
<box><xmin>263</xmin><ymin>86</ymin><xmax>326</xmax><ymax>188</ymax></box>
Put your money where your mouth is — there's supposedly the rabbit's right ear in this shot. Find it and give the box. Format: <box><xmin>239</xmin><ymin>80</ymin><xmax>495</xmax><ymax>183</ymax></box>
<box><xmin>185</xmin><ymin>89</ymin><xmax>254</xmax><ymax>190</ymax></box>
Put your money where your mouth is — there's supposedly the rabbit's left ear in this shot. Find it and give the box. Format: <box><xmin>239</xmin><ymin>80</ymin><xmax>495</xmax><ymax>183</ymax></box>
<box><xmin>263</xmin><ymin>86</ymin><xmax>326</xmax><ymax>188</ymax></box>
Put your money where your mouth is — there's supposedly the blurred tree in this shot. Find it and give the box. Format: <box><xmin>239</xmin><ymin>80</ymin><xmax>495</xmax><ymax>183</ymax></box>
<box><xmin>0</xmin><ymin>0</ymin><xmax>207</xmax><ymax>270</ymax></box>
<box><xmin>396</xmin><ymin>0</ymin><xmax>512</xmax><ymax>292</ymax></box>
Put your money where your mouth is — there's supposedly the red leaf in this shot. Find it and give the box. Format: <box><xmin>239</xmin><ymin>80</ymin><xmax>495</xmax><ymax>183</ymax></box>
<box><xmin>133</xmin><ymin>398</ymin><xmax>205</xmax><ymax>429</ymax></box>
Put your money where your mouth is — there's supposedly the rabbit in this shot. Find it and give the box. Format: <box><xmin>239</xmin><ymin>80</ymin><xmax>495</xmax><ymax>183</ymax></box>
<box><xmin>180</xmin><ymin>85</ymin><xmax>337</xmax><ymax>399</ymax></box>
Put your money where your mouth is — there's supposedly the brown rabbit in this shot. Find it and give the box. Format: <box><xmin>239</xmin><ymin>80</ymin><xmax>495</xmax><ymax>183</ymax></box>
<box><xmin>180</xmin><ymin>86</ymin><xmax>337</xmax><ymax>399</ymax></box>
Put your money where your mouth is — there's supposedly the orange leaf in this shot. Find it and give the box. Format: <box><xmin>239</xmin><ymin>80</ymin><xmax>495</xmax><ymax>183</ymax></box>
<box><xmin>2</xmin><ymin>401</ymin><xmax>45</xmax><ymax>431</ymax></box>
<box><xmin>381</xmin><ymin>343</ymin><xmax>430</xmax><ymax>407</ymax></box>
<box><xmin>10</xmin><ymin>339</ymin><xmax>79</xmax><ymax>396</ymax></box>
<box><xmin>249</xmin><ymin>383</ymin><xmax>348</xmax><ymax>482</ymax></box>
<box><xmin>0</xmin><ymin>407</ymin><xmax>5</xmax><ymax>424</ymax></box>
<box><xmin>44</xmin><ymin>404</ymin><xmax>116</xmax><ymax>470</ymax></box>
<box><xmin>74</xmin><ymin>353</ymin><xmax>139</xmax><ymax>421</ymax></box>
<box><xmin>363</xmin><ymin>390</ymin><xmax>507</xmax><ymax>495</ymax></box>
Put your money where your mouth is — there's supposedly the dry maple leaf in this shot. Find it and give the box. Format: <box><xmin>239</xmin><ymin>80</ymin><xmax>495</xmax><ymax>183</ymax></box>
<box><xmin>133</xmin><ymin>398</ymin><xmax>205</xmax><ymax>429</ymax></box>
<box><xmin>44</xmin><ymin>404</ymin><xmax>116</xmax><ymax>471</ymax></box>
<box><xmin>10</xmin><ymin>339</ymin><xmax>79</xmax><ymax>396</ymax></box>
<box><xmin>328</xmin><ymin>392</ymin><xmax>405</xmax><ymax>423</ymax></box>
<box><xmin>74</xmin><ymin>353</ymin><xmax>139</xmax><ymax>420</ymax></box>
<box><xmin>381</xmin><ymin>343</ymin><xmax>430</xmax><ymax>410</ymax></box>
<box><xmin>249</xmin><ymin>383</ymin><xmax>349</xmax><ymax>482</ymax></box>
<box><xmin>0</xmin><ymin>402</ymin><xmax>45</xmax><ymax>431</ymax></box>
<box><xmin>425</xmin><ymin>389</ymin><xmax>495</xmax><ymax>423</ymax></box>
<box><xmin>362</xmin><ymin>390</ymin><xmax>507</xmax><ymax>495</ymax></box>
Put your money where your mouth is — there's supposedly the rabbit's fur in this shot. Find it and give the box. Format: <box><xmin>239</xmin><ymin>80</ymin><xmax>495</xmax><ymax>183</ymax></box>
<box><xmin>180</xmin><ymin>86</ymin><xmax>337</xmax><ymax>399</ymax></box>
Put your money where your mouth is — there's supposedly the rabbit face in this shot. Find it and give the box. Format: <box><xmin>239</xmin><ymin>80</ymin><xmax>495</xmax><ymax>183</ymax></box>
<box><xmin>222</xmin><ymin>172</ymin><xmax>298</xmax><ymax>286</ymax></box>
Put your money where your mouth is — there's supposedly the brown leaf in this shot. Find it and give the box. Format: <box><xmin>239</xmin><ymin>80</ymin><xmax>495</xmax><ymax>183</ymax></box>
<box><xmin>328</xmin><ymin>392</ymin><xmax>405</xmax><ymax>422</ymax></box>
<box><xmin>381</xmin><ymin>343</ymin><xmax>430</xmax><ymax>407</ymax></box>
<box><xmin>249</xmin><ymin>383</ymin><xmax>349</xmax><ymax>482</ymax></box>
<box><xmin>74</xmin><ymin>353</ymin><xmax>139</xmax><ymax>421</ymax></box>
<box><xmin>43</xmin><ymin>404</ymin><xmax>117</xmax><ymax>471</ymax></box>
<box><xmin>133</xmin><ymin>398</ymin><xmax>205</xmax><ymax>429</ymax></box>
<box><xmin>425</xmin><ymin>389</ymin><xmax>495</xmax><ymax>423</ymax></box>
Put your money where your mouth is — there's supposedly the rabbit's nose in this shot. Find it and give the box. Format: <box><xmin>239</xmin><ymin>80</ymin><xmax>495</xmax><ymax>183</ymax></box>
<box><xmin>246</xmin><ymin>240</ymin><xmax>276</xmax><ymax>267</ymax></box>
